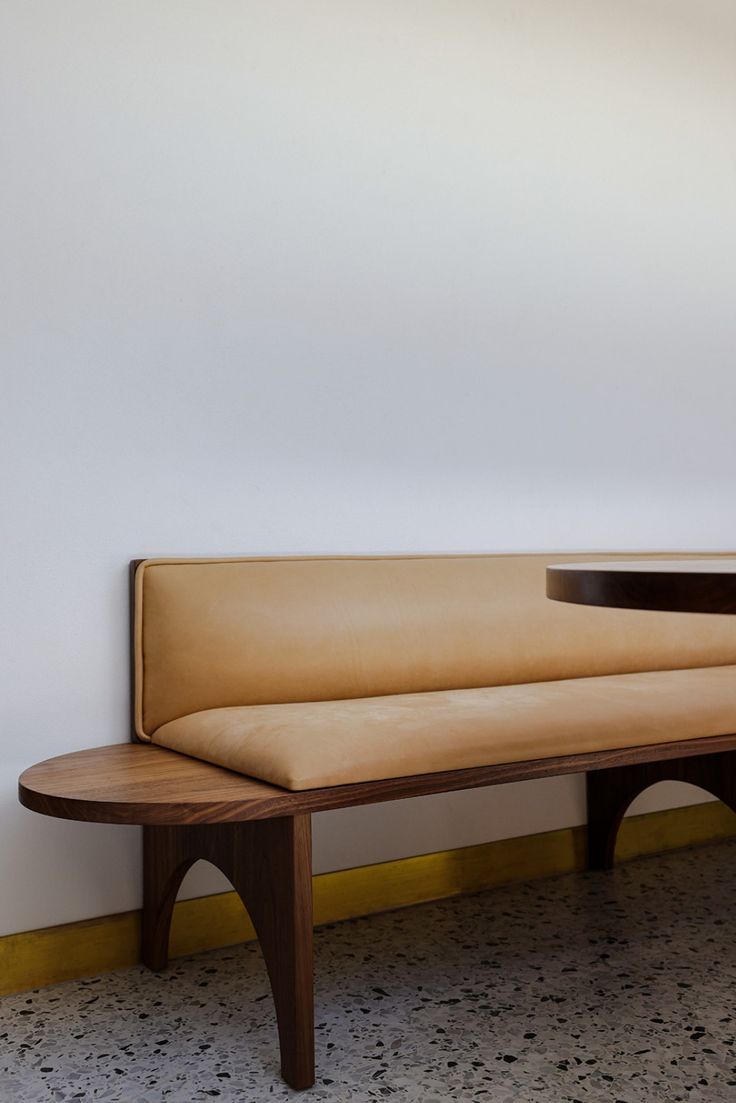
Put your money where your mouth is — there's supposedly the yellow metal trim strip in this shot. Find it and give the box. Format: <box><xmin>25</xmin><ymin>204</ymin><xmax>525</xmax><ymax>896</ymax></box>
<box><xmin>2</xmin><ymin>799</ymin><xmax>734</xmax><ymax>997</ymax></box>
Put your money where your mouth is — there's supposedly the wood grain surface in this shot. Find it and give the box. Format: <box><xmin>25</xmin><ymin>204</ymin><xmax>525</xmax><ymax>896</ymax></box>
<box><xmin>18</xmin><ymin>735</ymin><xmax>736</xmax><ymax>826</ymax></box>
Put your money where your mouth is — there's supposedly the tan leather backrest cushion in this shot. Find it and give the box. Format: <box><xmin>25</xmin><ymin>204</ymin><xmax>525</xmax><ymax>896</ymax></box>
<box><xmin>134</xmin><ymin>553</ymin><xmax>736</xmax><ymax>738</ymax></box>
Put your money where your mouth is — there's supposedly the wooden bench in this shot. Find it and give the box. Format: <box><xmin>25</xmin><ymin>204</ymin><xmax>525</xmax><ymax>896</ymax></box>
<box><xmin>18</xmin><ymin>553</ymin><xmax>736</xmax><ymax>1090</ymax></box>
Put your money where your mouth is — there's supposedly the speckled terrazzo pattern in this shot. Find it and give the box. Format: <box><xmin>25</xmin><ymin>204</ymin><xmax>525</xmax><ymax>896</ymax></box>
<box><xmin>2</xmin><ymin>841</ymin><xmax>736</xmax><ymax>1102</ymax></box>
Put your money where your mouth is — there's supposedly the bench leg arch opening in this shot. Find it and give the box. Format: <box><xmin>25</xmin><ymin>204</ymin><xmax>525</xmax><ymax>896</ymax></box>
<box><xmin>586</xmin><ymin>749</ymin><xmax>736</xmax><ymax>870</ymax></box>
<box><xmin>142</xmin><ymin>816</ymin><xmax>315</xmax><ymax>1090</ymax></box>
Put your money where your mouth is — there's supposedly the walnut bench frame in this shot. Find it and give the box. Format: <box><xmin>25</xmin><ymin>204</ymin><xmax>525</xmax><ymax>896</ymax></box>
<box><xmin>17</xmin><ymin>553</ymin><xmax>736</xmax><ymax>1090</ymax></box>
<box><xmin>19</xmin><ymin>737</ymin><xmax>736</xmax><ymax>1089</ymax></box>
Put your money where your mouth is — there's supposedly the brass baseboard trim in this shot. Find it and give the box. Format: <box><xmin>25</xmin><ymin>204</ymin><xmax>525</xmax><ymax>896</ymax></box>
<box><xmin>2</xmin><ymin>799</ymin><xmax>734</xmax><ymax>998</ymax></box>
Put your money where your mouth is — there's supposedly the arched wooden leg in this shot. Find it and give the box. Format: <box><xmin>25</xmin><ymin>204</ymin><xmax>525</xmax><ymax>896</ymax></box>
<box><xmin>586</xmin><ymin>769</ymin><xmax>635</xmax><ymax>870</ymax></box>
<box><xmin>221</xmin><ymin>816</ymin><xmax>314</xmax><ymax>1091</ymax></box>
<box><xmin>142</xmin><ymin>825</ymin><xmax>195</xmax><ymax>971</ymax></box>
<box><xmin>586</xmin><ymin>749</ymin><xmax>736</xmax><ymax>871</ymax></box>
<box><xmin>141</xmin><ymin>816</ymin><xmax>314</xmax><ymax>1090</ymax></box>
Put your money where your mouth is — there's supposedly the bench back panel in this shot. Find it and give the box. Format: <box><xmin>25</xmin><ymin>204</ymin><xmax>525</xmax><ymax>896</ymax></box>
<box><xmin>134</xmin><ymin>553</ymin><xmax>736</xmax><ymax>738</ymax></box>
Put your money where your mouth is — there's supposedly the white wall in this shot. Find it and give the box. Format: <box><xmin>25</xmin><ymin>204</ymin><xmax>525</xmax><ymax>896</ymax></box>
<box><xmin>2</xmin><ymin>0</ymin><xmax>736</xmax><ymax>937</ymax></box>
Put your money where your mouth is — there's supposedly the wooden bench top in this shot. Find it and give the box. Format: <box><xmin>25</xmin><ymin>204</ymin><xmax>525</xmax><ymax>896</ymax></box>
<box><xmin>18</xmin><ymin>745</ymin><xmax>298</xmax><ymax>825</ymax></box>
<box><xmin>18</xmin><ymin>734</ymin><xmax>736</xmax><ymax>826</ymax></box>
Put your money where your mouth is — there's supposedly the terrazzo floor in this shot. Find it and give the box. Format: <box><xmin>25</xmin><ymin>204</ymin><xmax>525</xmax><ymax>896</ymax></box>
<box><xmin>2</xmin><ymin>841</ymin><xmax>736</xmax><ymax>1102</ymax></box>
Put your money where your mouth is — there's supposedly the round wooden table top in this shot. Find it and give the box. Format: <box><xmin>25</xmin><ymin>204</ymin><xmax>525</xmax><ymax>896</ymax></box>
<box><xmin>546</xmin><ymin>559</ymin><xmax>736</xmax><ymax>615</ymax></box>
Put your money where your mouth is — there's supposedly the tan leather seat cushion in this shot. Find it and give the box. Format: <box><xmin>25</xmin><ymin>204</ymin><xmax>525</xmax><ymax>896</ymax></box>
<box><xmin>135</xmin><ymin>553</ymin><xmax>736</xmax><ymax>738</ymax></box>
<box><xmin>152</xmin><ymin>665</ymin><xmax>736</xmax><ymax>790</ymax></box>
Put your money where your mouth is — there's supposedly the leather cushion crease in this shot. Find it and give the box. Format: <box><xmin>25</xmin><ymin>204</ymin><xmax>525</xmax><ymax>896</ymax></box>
<box><xmin>133</xmin><ymin>553</ymin><xmax>736</xmax><ymax>791</ymax></box>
